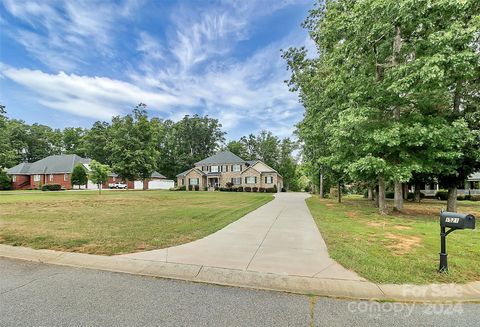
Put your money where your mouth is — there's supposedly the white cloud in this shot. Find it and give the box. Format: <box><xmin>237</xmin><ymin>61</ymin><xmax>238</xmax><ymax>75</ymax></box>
<box><xmin>1</xmin><ymin>0</ymin><xmax>138</xmax><ymax>70</ymax></box>
<box><xmin>1</xmin><ymin>66</ymin><xmax>194</xmax><ymax>120</ymax></box>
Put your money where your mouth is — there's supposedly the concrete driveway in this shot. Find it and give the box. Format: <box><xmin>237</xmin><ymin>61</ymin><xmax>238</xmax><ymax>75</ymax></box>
<box><xmin>119</xmin><ymin>193</ymin><xmax>362</xmax><ymax>281</ymax></box>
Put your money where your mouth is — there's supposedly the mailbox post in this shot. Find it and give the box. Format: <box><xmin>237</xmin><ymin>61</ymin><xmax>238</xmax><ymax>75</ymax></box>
<box><xmin>439</xmin><ymin>211</ymin><xmax>476</xmax><ymax>273</ymax></box>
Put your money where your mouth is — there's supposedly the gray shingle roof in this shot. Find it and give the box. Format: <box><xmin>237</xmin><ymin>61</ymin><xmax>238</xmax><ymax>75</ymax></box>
<box><xmin>176</xmin><ymin>168</ymin><xmax>206</xmax><ymax>177</ymax></box>
<box><xmin>195</xmin><ymin>151</ymin><xmax>246</xmax><ymax>165</ymax></box>
<box><xmin>468</xmin><ymin>172</ymin><xmax>480</xmax><ymax>181</ymax></box>
<box><xmin>7</xmin><ymin>154</ymin><xmax>91</xmax><ymax>175</ymax></box>
<box><xmin>151</xmin><ymin>171</ymin><xmax>166</xmax><ymax>179</ymax></box>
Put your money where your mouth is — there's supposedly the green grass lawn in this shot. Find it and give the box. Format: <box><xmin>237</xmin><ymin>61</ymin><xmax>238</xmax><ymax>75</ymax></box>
<box><xmin>306</xmin><ymin>195</ymin><xmax>480</xmax><ymax>284</ymax></box>
<box><xmin>0</xmin><ymin>190</ymin><xmax>273</xmax><ymax>255</ymax></box>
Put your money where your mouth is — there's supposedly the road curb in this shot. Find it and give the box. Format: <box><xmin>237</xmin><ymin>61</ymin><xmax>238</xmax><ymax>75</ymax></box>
<box><xmin>1</xmin><ymin>245</ymin><xmax>479</xmax><ymax>303</ymax></box>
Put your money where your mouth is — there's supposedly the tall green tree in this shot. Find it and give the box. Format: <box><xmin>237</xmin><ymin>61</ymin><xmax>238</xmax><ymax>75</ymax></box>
<box><xmin>109</xmin><ymin>104</ymin><xmax>158</xmax><ymax>189</ymax></box>
<box><xmin>83</xmin><ymin>121</ymin><xmax>112</xmax><ymax>165</ymax></box>
<box><xmin>63</xmin><ymin>127</ymin><xmax>87</xmax><ymax>156</ymax></box>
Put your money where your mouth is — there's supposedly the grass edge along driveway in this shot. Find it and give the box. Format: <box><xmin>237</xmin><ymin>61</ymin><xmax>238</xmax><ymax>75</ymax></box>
<box><xmin>306</xmin><ymin>196</ymin><xmax>480</xmax><ymax>284</ymax></box>
<box><xmin>0</xmin><ymin>190</ymin><xmax>273</xmax><ymax>255</ymax></box>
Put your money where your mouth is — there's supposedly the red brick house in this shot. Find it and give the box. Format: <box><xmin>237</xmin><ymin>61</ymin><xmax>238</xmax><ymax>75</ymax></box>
<box><xmin>6</xmin><ymin>154</ymin><xmax>171</xmax><ymax>190</ymax></box>
<box><xmin>7</xmin><ymin>154</ymin><xmax>90</xmax><ymax>190</ymax></box>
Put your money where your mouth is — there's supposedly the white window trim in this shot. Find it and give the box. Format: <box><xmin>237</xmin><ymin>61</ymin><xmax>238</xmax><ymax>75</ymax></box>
<box><xmin>34</xmin><ymin>174</ymin><xmax>41</xmax><ymax>182</ymax></box>
<box><xmin>232</xmin><ymin>177</ymin><xmax>241</xmax><ymax>185</ymax></box>
<box><xmin>64</xmin><ymin>174</ymin><xmax>68</xmax><ymax>182</ymax></box>
<box><xmin>12</xmin><ymin>175</ymin><xmax>16</xmax><ymax>182</ymax></box>
<box><xmin>265</xmin><ymin>176</ymin><xmax>273</xmax><ymax>184</ymax></box>
<box><xmin>49</xmin><ymin>174</ymin><xmax>54</xmax><ymax>182</ymax></box>
<box><xmin>233</xmin><ymin>164</ymin><xmax>241</xmax><ymax>172</ymax></box>
<box><xmin>210</xmin><ymin>165</ymin><xmax>219</xmax><ymax>173</ymax></box>
<box><xmin>189</xmin><ymin>178</ymin><xmax>199</xmax><ymax>185</ymax></box>
<box><xmin>245</xmin><ymin>176</ymin><xmax>256</xmax><ymax>184</ymax></box>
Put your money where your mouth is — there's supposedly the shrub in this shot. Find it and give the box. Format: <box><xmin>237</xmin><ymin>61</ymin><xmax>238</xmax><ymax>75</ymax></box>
<box><xmin>237</xmin><ymin>186</ymin><xmax>243</xmax><ymax>192</ymax></box>
<box><xmin>178</xmin><ymin>185</ymin><xmax>186</xmax><ymax>191</ymax></box>
<box><xmin>470</xmin><ymin>195</ymin><xmax>480</xmax><ymax>201</ymax></box>
<box><xmin>215</xmin><ymin>186</ymin><xmax>219</xmax><ymax>191</ymax></box>
<box><xmin>457</xmin><ymin>195</ymin><xmax>466</xmax><ymax>201</ymax></box>
<box><xmin>266</xmin><ymin>187</ymin><xmax>275</xmax><ymax>193</ymax></box>
<box><xmin>244</xmin><ymin>186</ymin><xmax>251</xmax><ymax>192</ymax></box>
<box><xmin>305</xmin><ymin>186</ymin><xmax>311</xmax><ymax>193</ymax></box>
<box><xmin>194</xmin><ymin>185</ymin><xmax>200</xmax><ymax>191</ymax></box>
<box><xmin>188</xmin><ymin>185</ymin><xmax>193</xmax><ymax>191</ymax></box>
<box><xmin>0</xmin><ymin>171</ymin><xmax>11</xmax><ymax>190</ymax></box>
<box><xmin>259</xmin><ymin>187</ymin><xmax>265</xmax><ymax>193</ymax></box>
<box><xmin>41</xmin><ymin>184</ymin><xmax>62</xmax><ymax>191</ymax></box>
<box><xmin>406</xmin><ymin>192</ymin><xmax>425</xmax><ymax>200</ymax></box>
<box><xmin>252</xmin><ymin>187</ymin><xmax>258</xmax><ymax>192</ymax></box>
<box><xmin>273</xmin><ymin>184</ymin><xmax>277</xmax><ymax>192</ymax></box>
<box><xmin>385</xmin><ymin>191</ymin><xmax>394</xmax><ymax>199</ymax></box>
<box><xmin>435</xmin><ymin>191</ymin><xmax>449</xmax><ymax>201</ymax></box>
<box><xmin>281</xmin><ymin>187</ymin><xmax>286</xmax><ymax>192</ymax></box>
<box><xmin>226</xmin><ymin>182</ymin><xmax>233</xmax><ymax>189</ymax></box>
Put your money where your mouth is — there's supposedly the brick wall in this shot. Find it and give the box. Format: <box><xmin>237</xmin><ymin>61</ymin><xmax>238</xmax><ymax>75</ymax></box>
<box><xmin>10</xmin><ymin>175</ymin><xmax>30</xmax><ymax>190</ymax></box>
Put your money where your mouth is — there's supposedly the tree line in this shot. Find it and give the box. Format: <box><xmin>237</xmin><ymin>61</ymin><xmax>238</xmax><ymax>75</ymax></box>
<box><xmin>0</xmin><ymin>104</ymin><xmax>302</xmax><ymax>190</ymax></box>
<box><xmin>283</xmin><ymin>0</ymin><xmax>480</xmax><ymax>213</ymax></box>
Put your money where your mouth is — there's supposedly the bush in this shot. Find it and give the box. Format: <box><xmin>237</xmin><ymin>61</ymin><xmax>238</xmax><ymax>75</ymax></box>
<box><xmin>244</xmin><ymin>186</ymin><xmax>251</xmax><ymax>192</ymax></box>
<box><xmin>188</xmin><ymin>185</ymin><xmax>193</xmax><ymax>191</ymax></box>
<box><xmin>457</xmin><ymin>194</ymin><xmax>467</xmax><ymax>201</ymax></box>
<box><xmin>385</xmin><ymin>191</ymin><xmax>394</xmax><ymax>199</ymax></box>
<box><xmin>237</xmin><ymin>186</ymin><xmax>243</xmax><ymax>192</ymax></box>
<box><xmin>259</xmin><ymin>187</ymin><xmax>265</xmax><ymax>193</ymax></box>
<box><xmin>0</xmin><ymin>171</ymin><xmax>11</xmax><ymax>190</ymax></box>
<box><xmin>194</xmin><ymin>185</ymin><xmax>200</xmax><ymax>191</ymax></box>
<box><xmin>252</xmin><ymin>187</ymin><xmax>258</xmax><ymax>192</ymax></box>
<box><xmin>41</xmin><ymin>184</ymin><xmax>62</xmax><ymax>191</ymax></box>
<box><xmin>281</xmin><ymin>187</ymin><xmax>286</xmax><ymax>192</ymax></box>
<box><xmin>266</xmin><ymin>187</ymin><xmax>275</xmax><ymax>193</ymax></box>
<box><xmin>273</xmin><ymin>184</ymin><xmax>277</xmax><ymax>192</ymax></box>
<box><xmin>215</xmin><ymin>186</ymin><xmax>219</xmax><ymax>191</ymax></box>
<box><xmin>178</xmin><ymin>185</ymin><xmax>186</xmax><ymax>191</ymax></box>
<box><xmin>435</xmin><ymin>191</ymin><xmax>449</xmax><ymax>201</ymax></box>
<box><xmin>470</xmin><ymin>195</ymin><xmax>480</xmax><ymax>201</ymax></box>
<box><xmin>406</xmin><ymin>192</ymin><xmax>425</xmax><ymax>200</ymax></box>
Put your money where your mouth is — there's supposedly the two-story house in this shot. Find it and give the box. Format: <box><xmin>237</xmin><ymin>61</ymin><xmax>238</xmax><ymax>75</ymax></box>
<box><xmin>176</xmin><ymin>151</ymin><xmax>283</xmax><ymax>191</ymax></box>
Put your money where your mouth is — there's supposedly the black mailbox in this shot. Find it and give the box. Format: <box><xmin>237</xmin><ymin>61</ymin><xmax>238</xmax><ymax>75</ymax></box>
<box><xmin>438</xmin><ymin>211</ymin><xmax>476</xmax><ymax>273</ymax></box>
<box><xmin>440</xmin><ymin>211</ymin><xmax>476</xmax><ymax>230</ymax></box>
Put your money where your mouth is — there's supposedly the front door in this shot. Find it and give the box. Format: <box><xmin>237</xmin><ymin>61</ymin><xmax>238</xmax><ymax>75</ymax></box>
<box><xmin>209</xmin><ymin>178</ymin><xmax>218</xmax><ymax>187</ymax></box>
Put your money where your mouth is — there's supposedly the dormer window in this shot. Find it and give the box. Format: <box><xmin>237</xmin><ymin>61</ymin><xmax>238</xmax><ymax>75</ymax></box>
<box><xmin>210</xmin><ymin>165</ymin><xmax>219</xmax><ymax>173</ymax></box>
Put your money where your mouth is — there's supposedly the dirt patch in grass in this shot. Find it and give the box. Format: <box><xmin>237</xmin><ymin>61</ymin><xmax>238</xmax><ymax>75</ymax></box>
<box><xmin>367</xmin><ymin>221</ymin><xmax>384</xmax><ymax>228</ymax></box>
<box><xmin>393</xmin><ymin>225</ymin><xmax>412</xmax><ymax>230</ymax></box>
<box><xmin>346</xmin><ymin>211</ymin><xmax>358</xmax><ymax>218</ymax></box>
<box><xmin>384</xmin><ymin>233</ymin><xmax>421</xmax><ymax>255</ymax></box>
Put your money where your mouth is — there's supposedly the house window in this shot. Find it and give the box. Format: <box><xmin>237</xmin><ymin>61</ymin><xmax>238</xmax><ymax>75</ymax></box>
<box><xmin>265</xmin><ymin>176</ymin><xmax>273</xmax><ymax>184</ymax></box>
<box><xmin>210</xmin><ymin>165</ymin><xmax>219</xmax><ymax>173</ymax></box>
<box><xmin>12</xmin><ymin>175</ymin><xmax>16</xmax><ymax>182</ymax></box>
<box><xmin>245</xmin><ymin>176</ymin><xmax>256</xmax><ymax>184</ymax></box>
<box><xmin>232</xmin><ymin>164</ymin><xmax>241</xmax><ymax>172</ymax></box>
<box><xmin>222</xmin><ymin>165</ymin><xmax>228</xmax><ymax>172</ymax></box>
<box><xmin>34</xmin><ymin>175</ymin><xmax>41</xmax><ymax>182</ymax></box>
<box><xmin>189</xmin><ymin>178</ymin><xmax>199</xmax><ymax>185</ymax></box>
<box><xmin>181</xmin><ymin>178</ymin><xmax>185</xmax><ymax>186</ymax></box>
<box><xmin>64</xmin><ymin>174</ymin><xmax>68</xmax><ymax>181</ymax></box>
<box><xmin>49</xmin><ymin>174</ymin><xmax>54</xmax><ymax>182</ymax></box>
<box><xmin>231</xmin><ymin>177</ymin><xmax>241</xmax><ymax>185</ymax></box>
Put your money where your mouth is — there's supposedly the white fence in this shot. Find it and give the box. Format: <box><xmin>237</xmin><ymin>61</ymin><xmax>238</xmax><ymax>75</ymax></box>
<box><xmin>422</xmin><ymin>189</ymin><xmax>480</xmax><ymax>196</ymax></box>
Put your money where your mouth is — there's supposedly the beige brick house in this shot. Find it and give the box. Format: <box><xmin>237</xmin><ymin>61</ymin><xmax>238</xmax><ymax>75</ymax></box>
<box><xmin>176</xmin><ymin>151</ymin><xmax>283</xmax><ymax>191</ymax></box>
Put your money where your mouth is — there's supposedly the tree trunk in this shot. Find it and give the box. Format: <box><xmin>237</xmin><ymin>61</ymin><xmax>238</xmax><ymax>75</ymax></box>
<box><xmin>337</xmin><ymin>181</ymin><xmax>342</xmax><ymax>203</ymax></box>
<box><xmin>447</xmin><ymin>187</ymin><xmax>457</xmax><ymax>212</ymax></box>
<box><xmin>319</xmin><ymin>171</ymin><xmax>324</xmax><ymax>199</ymax></box>
<box><xmin>414</xmin><ymin>181</ymin><xmax>422</xmax><ymax>203</ymax></box>
<box><xmin>367</xmin><ymin>187</ymin><xmax>373</xmax><ymax>200</ymax></box>
<box><xmin>403</xmin><ymin>183</ymin><xmax>408</xmax><ymax>200</ymax></box>
<box><xmin>143</xmin><ymin>179</ymin><xmax>147</xmax><ymax>191</ymax></box>
<box><xmin>374</xmin><ymin>185</ymin><xmax>379</xmax><ymax>207</ymax></box>
<box><xmin>378</xmin><ymin>176</ymin><xmax>388</xmax><ymax>214</ymax></box>
<box><xmin>98</xmin><ymin>184</ymin><xmax>101</xmax><ymax>195</ymax></box>
<box><xmin>394</xmin><ymin>182</ymin><xmax>404</xmax><ymax>211</ymax></box>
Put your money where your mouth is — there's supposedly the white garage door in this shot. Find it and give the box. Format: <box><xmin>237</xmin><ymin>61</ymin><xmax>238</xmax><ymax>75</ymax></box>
<box><xmin>134</xmin><ymin>181</ymin><xmax>144</xmax><ymax>190</ymax></box>
<box><xmin>148</xmin><ymin>179</ymin><xmax>175</xmax><ymax>190</ymax></box>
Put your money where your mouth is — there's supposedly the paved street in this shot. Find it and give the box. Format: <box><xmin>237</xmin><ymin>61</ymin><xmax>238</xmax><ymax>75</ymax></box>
<box><xmin>119</xmin><ymin>193</ymin><xmax>361</xmax><ymax>280</ymax></box>
<box><xmin>1</xmin><ymin>258</ymin><xmax>479</xmax><ymax>327</ymax></box>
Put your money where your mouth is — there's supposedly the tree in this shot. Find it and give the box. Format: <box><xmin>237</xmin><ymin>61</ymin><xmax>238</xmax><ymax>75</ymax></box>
<box><xmin>284</xmin><ymin>0</ymin><xmax>479</xmax><ymax>214</ymax></box>
<box><xmin>226</xmin><ymin>140</ymin><xmax>248</xmax><ymax>159</ymax></box>
<box><xmin>109</xmin><ymin>104</ymin><xmax>158</xmax><ymax>189</ymax></box>
<box><xmin>63</xmin><ymin>127</ymin><xmax>87</xmax><ymax>156</ymax></box>
<box><xmin>71</xmin><ymin>164</ymin><xmax>88</xmax><ymax>189</ymax></box>
<box><xmin>89</xmin><ymin>160</ymin><xmax>110</xmax><ymax>194</ymax></box>
<box><xmin>83</xmin><ymin>121</ymin><xmax>112</xmax><ymax>165</ymax></box>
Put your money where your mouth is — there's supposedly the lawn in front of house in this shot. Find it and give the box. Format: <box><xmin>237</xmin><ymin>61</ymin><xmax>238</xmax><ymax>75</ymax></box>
<box><xmin>306</xmin><ymin>195</ymin><xmax>480</xmax><ymax>284</ymax></box>
<box><xmin>0</xmin><ymin>190</ymin><xmax>273</xmax><ymax>255</ymax></box>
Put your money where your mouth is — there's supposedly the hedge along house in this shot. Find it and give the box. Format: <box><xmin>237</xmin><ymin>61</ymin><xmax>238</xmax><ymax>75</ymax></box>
<box><xmin>7</xmin><ymin>154</ymin><xmax>90</xmax><ymax>190</ymax></box>
<box><xmin>176</xmin><ymin>151</ymin><xmax>283</xmax><ymax>191</ymax></box>
<box><xmin>7</xmin><ymin>154</ymin><xmax>173</xmax><ymax>190</ymax></box>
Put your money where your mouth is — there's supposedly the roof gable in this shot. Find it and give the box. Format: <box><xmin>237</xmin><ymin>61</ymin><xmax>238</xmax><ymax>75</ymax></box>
<box><xmin>195</xmin><ymin>151</ymin><xmax>246</xmax><ymax>165</ymax></box>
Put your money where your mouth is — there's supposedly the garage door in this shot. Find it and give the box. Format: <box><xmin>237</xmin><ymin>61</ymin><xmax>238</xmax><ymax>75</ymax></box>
<box><xmin>134</xmin><ymin>181</ymin><xmax>144</xmax><ymax>190</ymax></box>
<box><xmin>148</xmin><ymin>179</ymin><xmax>175</xmax><ymax>190</ymax></box>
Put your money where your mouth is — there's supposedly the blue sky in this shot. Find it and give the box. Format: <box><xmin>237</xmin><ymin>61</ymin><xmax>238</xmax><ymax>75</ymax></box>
<box><xmin>0</xmin><ymin>0</ymin><xmax>314</xmax><ymax>140</ymax></box>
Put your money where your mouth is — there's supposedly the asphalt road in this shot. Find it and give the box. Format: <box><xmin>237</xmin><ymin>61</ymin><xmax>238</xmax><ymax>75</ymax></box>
<box><xmin>1</xmin><ymin>258</ymin><xmax>478</xmax><ymax>327</ymax></box>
